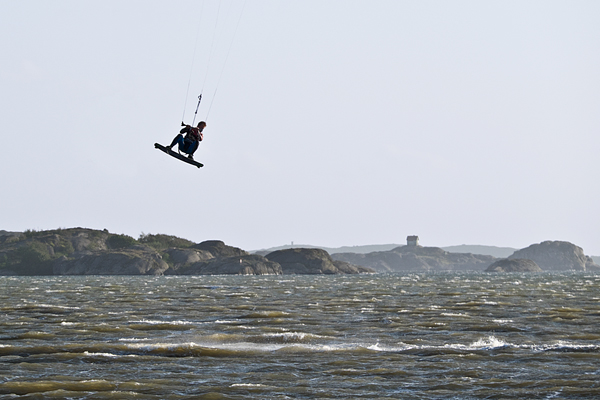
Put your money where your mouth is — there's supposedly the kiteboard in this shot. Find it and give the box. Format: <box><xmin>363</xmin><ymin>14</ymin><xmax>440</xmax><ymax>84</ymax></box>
<box><xmin>154</xmin><ymin>143</ymin><xmax>203</xmax><ymax>168</ymax></box>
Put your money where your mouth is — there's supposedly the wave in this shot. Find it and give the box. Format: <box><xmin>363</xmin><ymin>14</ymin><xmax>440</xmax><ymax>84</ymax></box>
<box><xmin>1</xmin><ymin>335</ymin><xmax>599</xmax><ymax>360</ymax></box>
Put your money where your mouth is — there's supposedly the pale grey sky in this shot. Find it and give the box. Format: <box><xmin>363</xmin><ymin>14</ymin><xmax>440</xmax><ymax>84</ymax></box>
<box><xmin>1</xmin><ymin>1</ymin><xmax>599</xmax><ymax>254</ymax></box>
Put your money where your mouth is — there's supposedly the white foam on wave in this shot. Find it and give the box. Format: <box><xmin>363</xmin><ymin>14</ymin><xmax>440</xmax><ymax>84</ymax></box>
<box><xmin>441</xmin><ymin>312</ymin><xmax>469</xmax><ymax>317</ymax></box>
<box><xmin>83</xmin><ymin>351</ymin><xmax>120</xmax><ymax>358</ymax></box>
<box><xmin>367</xmin><ymin>343</ymin><xmax>386</xmax><ymax>351</ymax></box>
<box><xmin>264</xmin><ymin>332</ymin><xmax>308</xmax><ymax>340</ymax></box>
<box><xmin>218</xmin><ymin>342</ymin><xmax>287</xmax><ymax>352</ymax></box>
<box><xmin>127</xmin><ymin>340</ymin><xmax>279</xmax><ymax>352</ymax></box>
<box><xmin>30</xmin><ymin>303</ymin><xmax>80</xmax><ymax>310</ymax></box>
<box><xmin>528</xmin><ymin>340</ymin><xmax>600</xmax><ymax>352</ymax></box>
<box><xmin>263</xmin><ymin>331</ymin><xmax>327</xmax><ymax>341</ymax></box>
<box><xmin>467</xmin><ymin>336</ymin><xmax>509</xmax><ymax>350</ymax></box>
<box><xmin>234</xmin><ymin>325</ymin><xmax>256</xmax><ymax>330</ymax></box>
<box><xmin>375</xmin><ymin>336</ymin><xmax>516</xmax><ymax>353</ymax></box>
<box><xmin>133</xmin><ymin>319</ymin><xmax>195</xmax><ymax>325</ymax></box>
<box><xmin>123</xmin><ymin>335</ymin><xmax>600</xmax><ymax>357</ymax></box>
<box><xmin>231</xmin><ymin>383</ymin><xmax>268</xmax><ymax>388</ymax></box>
<box><xmin>126</xmin><ymin>339</ymin><xmax>374</xmax><ymax>354</ymax></box>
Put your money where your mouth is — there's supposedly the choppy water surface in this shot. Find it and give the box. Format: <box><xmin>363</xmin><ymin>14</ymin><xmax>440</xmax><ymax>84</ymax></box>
<box><xmin>1</xmin><ymin>273</ymin><xmax>599</xmax><ymax>399</ymax></box>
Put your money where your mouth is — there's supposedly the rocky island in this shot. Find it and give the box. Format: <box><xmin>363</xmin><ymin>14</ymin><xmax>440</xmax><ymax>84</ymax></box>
<box><xmin>331</xmin><ymin>237</ymin><xmax>599</xmax><ymax>273</ymax></box>
<box><xmin>0</xmin><ymin>228</ymin><xmax>374</xmax><ymax>276</ymax></box>
<box><xmin>1</xmin><ymin>229</ymin><xmax>598</xmax><ymax>275</ymax></box>
<box><xmin>508</xmin><ymin>241</ymin><xmax>598</xmax><ymax>271</ymax></box>
<box><xmin>331</xmin><ymin>244</ymin><xmax>496</xmax><ymax>272</ymax></box>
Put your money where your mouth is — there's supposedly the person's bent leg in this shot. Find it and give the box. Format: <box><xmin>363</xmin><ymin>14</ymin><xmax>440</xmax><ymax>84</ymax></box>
<box><xmin>168</xmin><ymin>134</ymin><xmax>184</xmax><ymax>150</ymax></box>
<box><xmin>181</xmin><ymin>139</ymin><xmax>194</xmax><ymax>154</ymax></box>
<box><xmin>188</xmin><ymin>141</ymin><xmax>199</xmax><ymax>155</ymax></box>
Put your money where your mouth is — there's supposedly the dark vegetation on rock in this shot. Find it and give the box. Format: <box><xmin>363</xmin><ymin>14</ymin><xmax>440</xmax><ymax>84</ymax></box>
<box><xmin>193</xmin><ymin>240</ymin><xmax>248</xmax><ymax>258</ymax></box>
<box><xmin>138</xmin><ymin>233</ymin><xmax>195</xmax><ymax>250</ymax></box>
<box><xmin>171</xmin><ymin>254</ymin><xmax>283</xmax><ymax>276</ymax></box>
<box><xmin>265</xmin><ymin>248</ymin><xmax>374</xmax><ymax>274</ymax></box>
<box><xmin>0</xmin><ymin>229</ymin><xmax>370</xmax><ymax>276</ymax></box>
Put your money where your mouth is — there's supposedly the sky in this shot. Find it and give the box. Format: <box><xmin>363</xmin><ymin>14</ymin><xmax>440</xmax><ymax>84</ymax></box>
<box><xmin>1</xmin><ymin>0</ymin><xmax>599</xmax><ymax>255</ymax></box>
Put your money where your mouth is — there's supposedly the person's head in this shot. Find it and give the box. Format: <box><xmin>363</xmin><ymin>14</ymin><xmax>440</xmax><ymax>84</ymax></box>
<box><xmin>197</xmin><ymin>121</ymin><xmax>207</xmax><ymax>129</ymax></box>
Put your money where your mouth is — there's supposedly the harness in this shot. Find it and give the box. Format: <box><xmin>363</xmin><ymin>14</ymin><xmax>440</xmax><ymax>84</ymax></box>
<box><xmin>182</xmin><ymin>126</ymin><xmax>203</xmax><ymax>143</ymax></box>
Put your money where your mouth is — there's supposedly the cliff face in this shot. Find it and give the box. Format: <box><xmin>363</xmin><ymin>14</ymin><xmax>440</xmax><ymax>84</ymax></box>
<box><xmin>53</xmin><ymin>245</ymin><xmax>169</xmax><ymax>275</ymax></box>
<box><xmin>486</xmin><ymin>258</ymin><xmax>542</xmax><ymax>272</ymax></box>
<box><xmin>173</xmin><ymin>254</ymin><xmax>283</xmax><ymax>276</ymax></box>
<box><xmin>508</xmin><ymin>241</ymin><xmax>600</xmax><ymax>271</ymax></box>
<box><xmin>265</xmin><ymin>248</ymin><xmax>374</xmax><ymax>274</ymax></box>
<box><xmin>332</xmin><ymin>245</ymin><xmax>495</xmax><ymax>272</ymax></box>
<box><xmin>1</xmin><ymin>228</ymin><xmax>112</xmax><ymax>275</ymax></box>
<box><xmin>0</xmin><ymin>229</ymin><xmax>368</xmax><ymax>276</ymax></box>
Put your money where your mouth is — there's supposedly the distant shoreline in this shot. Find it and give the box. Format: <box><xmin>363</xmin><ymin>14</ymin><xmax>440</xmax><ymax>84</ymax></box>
<box><xmin>253</xmin><ymin>243</ymin><xmax>518</xmax><ymax>258</ymax></box>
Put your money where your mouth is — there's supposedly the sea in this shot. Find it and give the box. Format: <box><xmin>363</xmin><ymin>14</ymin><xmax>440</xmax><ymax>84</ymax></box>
<box><xmin>1</xmin><ymin>273</ymin><xmax>599</xmax><ymax>399</ymax></box>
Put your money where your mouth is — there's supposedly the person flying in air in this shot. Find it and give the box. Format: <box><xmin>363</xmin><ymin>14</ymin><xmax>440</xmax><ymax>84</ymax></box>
<box><xmin>166</xmin><ymin>121</ymin><xmax>206</xmax><ymax>160</ymax></box>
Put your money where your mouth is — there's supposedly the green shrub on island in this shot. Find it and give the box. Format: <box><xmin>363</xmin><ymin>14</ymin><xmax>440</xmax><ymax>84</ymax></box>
<box><xmin>5</xmin><ymin>242</ymin><xmax>54</xmax><ymax>275</ymax></box>
<box><xmin>23</xmin><ymin>229</ymin><xmax>41</xmax><ymax>239</ymax></box>
<box><xmin>53</xmin><ymin>237</ymin><xmax>75</xmax><ymax>256</ymax></box>
<box><xmin>106</xmin><ymin>234</ymin><xmax>137</xmax><ymax>249</ymax></box>
<box><xmin>138</xmin><ymin>233</ymin><xmax>195</xmax><ymax>250</ymax></box>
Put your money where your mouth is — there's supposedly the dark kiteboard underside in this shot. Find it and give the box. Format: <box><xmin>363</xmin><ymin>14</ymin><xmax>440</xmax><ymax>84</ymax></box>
<box><xmin>154</xmin><ymin>143</ymin><xmax>203</xmax><ymax>168</ymax></box>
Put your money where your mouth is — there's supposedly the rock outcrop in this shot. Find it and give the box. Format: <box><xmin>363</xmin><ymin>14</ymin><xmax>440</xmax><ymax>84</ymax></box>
<box><xmin>508</xmin><ymin>241</ymin><xmax>600</xmax><ymax>271</ymax></box>
<box><xmin>0</xmin><ymin>229</ymin><xmax>370</xmax><ymax>276</ymax></box>
<box><xmin>485</xmin><ymin>258</ymin><xmax>542</xmax><ymax>272</ymax></box>
<box><xmin>193</xmin><ymin>240</ymin><xmax>248</xmax><ymax>258</ymax></box>
<box><xmin>0</xmin><ymin>230</ymin><xmax>25</xmax><ymax>244</ymax></box>
<box><xmin>164</xmin><ymin>248</ymin><xmax>213</xmax><ymax>266</ymax></box>
<box><xmin>163</xmin><ymin>240</ymin><xmax>278</xmax><ymax>275</ymax></box>
<box><xmin>332</xmin><ymin>246</ymin><xmax>495</xmax><ymax>272</ymax></box>
<box><xmin>53</xmin><ymin>245</ymin><xmax>169</xmax><ymax>275</ymax></box>
<box><xmin>1</xmin><ymin>228</ymin><xmax>111</xmax><ymax>275</ymax></box>
<box><xmin>265</xmin><ymin>248</ymin><xmax>374</xmax><ymax>274</ymax></box>
<box><xmin>173</xmin><ymin>254</ymin><xmax>283</xmax><ymax>275</ymax></box>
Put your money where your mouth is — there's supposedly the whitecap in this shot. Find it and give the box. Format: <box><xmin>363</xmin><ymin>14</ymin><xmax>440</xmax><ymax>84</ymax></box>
<box><xmin>441</xmin><ymin>312</ymin><xmax>469</xmax><ymax>317</ymax></box>
<box><xmin>83</xmin><ymin>351</ymin><xmax>119</xmax><ymax>358</ymax></box>
<box><xmin>529</xmin><ymin>340</ymin><xmax>600</xmax><ymax>352</ymax></box>
<box><xmin>35</xmin><ymin>304</ymin><xmax>80</xmax><ymax>310</ymax></box>
<box><xmin>468</xmin><ymin>336</ymin><xmax>510</xmax><ymax>350</ymax></box>
<box><xmin>231</xmin><ymin>383</ymin><xmax>268</xmax><ymax>387</ymax></box>
<box><xmin>133</xmin><ymin>319</ymin><xmax>195</xmax><ymax>325</ymax></box>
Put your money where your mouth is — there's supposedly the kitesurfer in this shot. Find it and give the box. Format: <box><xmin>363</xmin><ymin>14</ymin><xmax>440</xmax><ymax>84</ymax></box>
<box><xmin>167</xmin><ymin>121</ymin><xmax>206</xmax><ymax>160</ymax></box>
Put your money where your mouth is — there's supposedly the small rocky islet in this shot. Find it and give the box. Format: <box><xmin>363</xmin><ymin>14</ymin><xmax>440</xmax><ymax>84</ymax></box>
<box><xmin>0</xmin><ymin>228</ymin><xmax>598</xmax><ymax>276</ymax></box>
